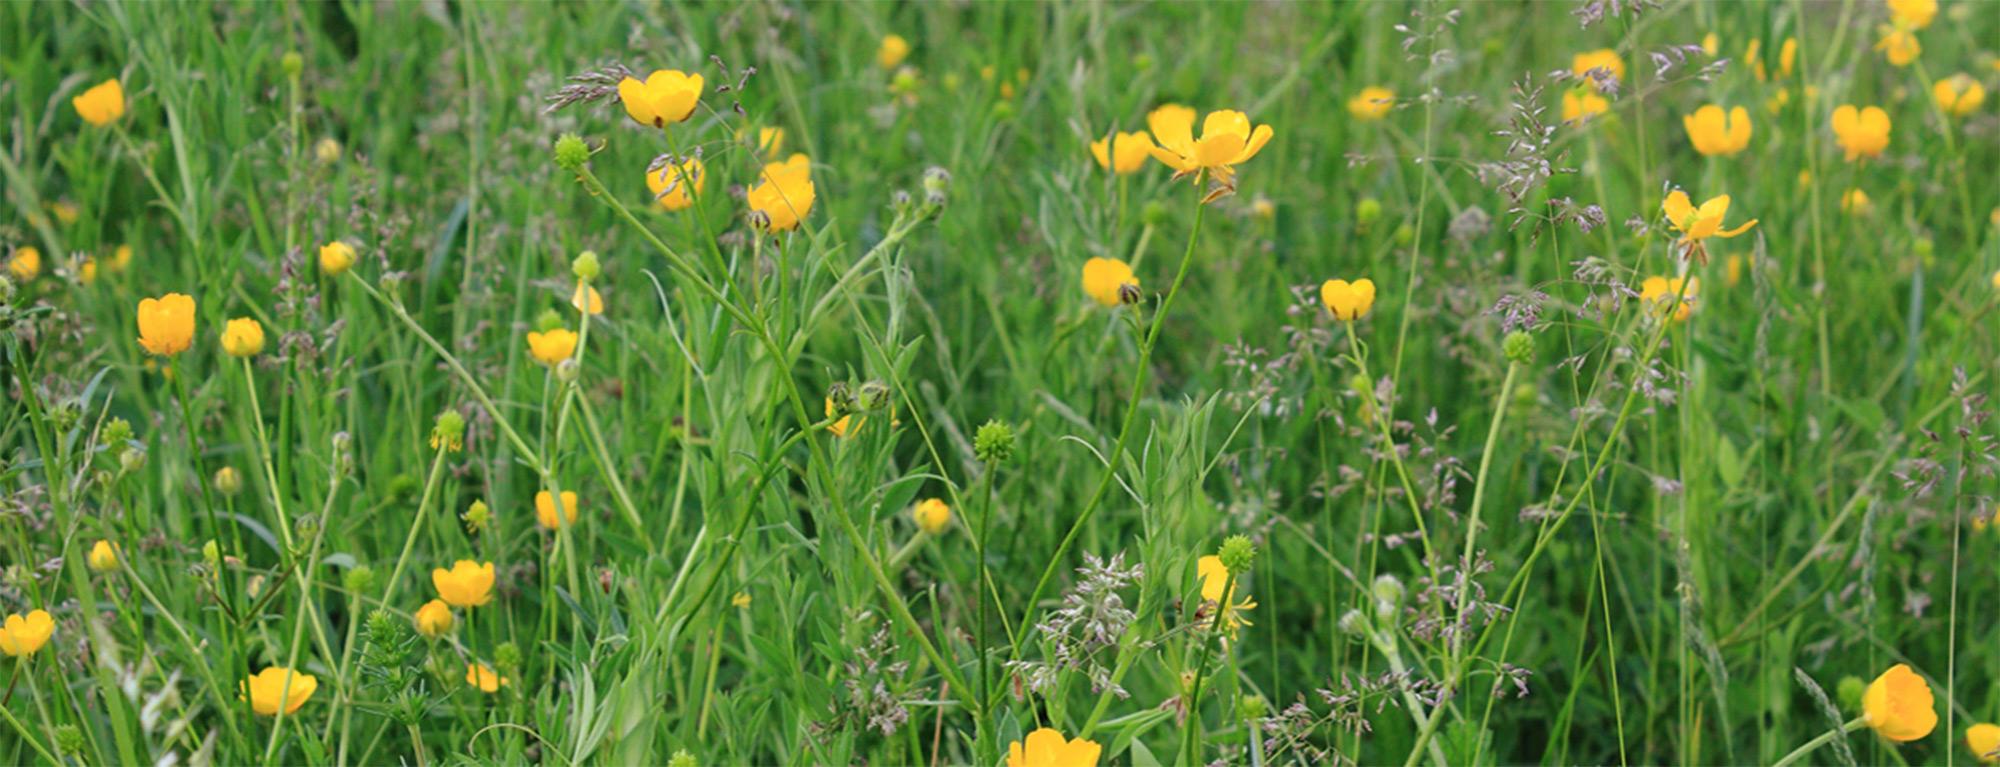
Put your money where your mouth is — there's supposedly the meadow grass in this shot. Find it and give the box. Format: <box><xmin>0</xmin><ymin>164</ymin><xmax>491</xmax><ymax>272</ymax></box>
<box><xmin>2</xmin><ymin>1</ymin><xmax>1998</xmax><ymax>765</ymax></box>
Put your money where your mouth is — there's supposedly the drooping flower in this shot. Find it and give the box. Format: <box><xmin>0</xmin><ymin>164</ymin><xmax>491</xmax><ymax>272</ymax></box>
<box><xmin>526</xmin><ymin>328</ymin><xmax>578</xmax><ymax>366</ymax></box>
<box><xmin>319</xmin><ymin>241</ymin><xmax>357</xmax><ymax>276</ymax></box>
<box><xmin>414</xmin><ymin>599</ymin><xmax>454</xmax><ymax>637</ymax></box>
<box><xmin>0</xmin><ymin>610</ymin><xmax>55</xmax><ymax>657</ymax></box>
<box><xmin>1862</xmin><ymin>663</ymin><xmax>1938</xmax><ymax>742</ymax></box>
<box><xmin>617</xmin><ymin>70</ymin><xmax>703</xmax><ymax>128</ymax></box>
<box><xmin>1934</xmin><ymin>74</ymin><xmax>1987</xmax><ymax>117</ymax></box>
<box><xmin>1197</xmin><ymin>554</ymin><xmax>1257</xmax><ymax>634</ymax></box>
<box><xmin>72</xmin><ymin>79</ymin><xmax>126</xmax><ymax>126</ymax></box>
<box><xmin>1888</xmin><ymin>0</ymin><xmax>1937</xmax><ymax>29</ymax></box>
<box><xmin>1346</xmin><ymin>86</ymin><xmax>1395</xmax><ymax>120</ymax></box>
<box><xmin>1639</xmin><ymin>276</ymin><xmax>1700</xmax><ymax>322</ymax></box>
<box><xmin>1006</xmin><ymin>727</ymin><xmax>1102</xmax><ymax>767</ymax></box>
<box><xmin>877</xmin><ymin>34</ymin><xmax>911</xmax><ymax>70</ymax></box>
<box><xmin>1562</xmin><ymin>88</ymin><xmax>1610</xmax><ymax>123</ymax></box>
<box><xmin>535</xmin><ymin>490</ymin><xmax>579</xmax><ymax>530</ymax></box>
<box><xmin>572</xmin><ymin>283</ymin><xmax>604</xmax><ymax>315</ymax></box>
<box><xmin>1145</xmin><ymin>104</ymin><xmax>1273</xmax><ymax>181</ymax></box>
<box><xmin>1661</xmin><ymin>190</ymin><xmax>1757</xmax><ymax>259</ymax></box>
<box><xmin>221</xmin><ymin>317</ymin><xmax>265</xmax><ymax>358</ymax></box>
<box><xmin>1831</xmin><ymin>105</ymin><xmax>1891</xmax><ymax>161</ymax></box>
<box><xmin>646</xmin><ymin>156</ymin><xmax>705</xmax><ymax>212</ymax></box>
<box><xmin>242</xmin><ymin>667</ymin><xmax>317</xmax><ymax>716</ymax></box>
<box><xmin>1876</xmin><ymin>26</ymin><xmax>1920</xmax><ymax>67</ymax></box>
<box><xmin>1683</xmin><ymin>105</ymin><xmax>1752</xmax><ymax>156</ymax></box>
<box><xmin>136</xmin><ymin>293</ymin><xmax>197</xmax><ymax>357</ymax></box>
<box><xmin>912</xmin><ymin>498</ymin><xmax>951</xmax><ymax>535</ymax></box>
<box><xmin>1089</xmin><ymin>131</ymin><xmax>1156</xmax><ymax>174</ymax></box>
<box><xmin>1320</xmin><ymin>278</ymin><xmax>1376</xmax><ymax>321</ymax></box>
<box><xmin>1080</xmin><ymin>258</ymin><xmax>1138</xmax><ymax>307</ymax></box>
<box><xmin>1967</xmin><ymin>723</ymin><xmax>2000</xmax><ymax>764</ymax></box>
<box><xmin>88</xmin><ymin>541</ymin><xmax>120</xmax><ymax>572</ymax></box>
<box><xmin>746</xmin><ymin>154</ymin><xmax>817</xmax><ymax>232</ymax></box>
<box><xmin>432</xmin><ymin>560</ymin><xmax>495</xmax><ymax>608</ymax></box>
<box><xmin>7</xmin><ymin>246</ymin><xmax>39</xmax><ymax>280</ymax></box>
<box><xmin>466</xmin><ymin>663</ymin><xmax>508</xmax><ymax>694</ymax></box>
<box><xmin>1571</xmin><ymin>49</ymin><xmax>1626</xmax><ymax>84</ymax></box>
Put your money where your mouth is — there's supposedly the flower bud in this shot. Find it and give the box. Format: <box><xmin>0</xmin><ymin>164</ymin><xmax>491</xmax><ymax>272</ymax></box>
<box><xmin>1394</xmin><ymin>223</ymin><xmax>1416</xmax><ymax>246</ymax></box>
<box><xmin>1503</xmin><ymin>331</ymin><xmax>1535</xmax><ymax>365</ymax></box>
<box><xmin>1239</xmin><ymin>694</ymin><xmax>1269</xmax><ymax>721</ymax></box>
<box><xmin>1217</xmin><ymin>535</ymin><xmax>1257</xmax><ymax>575</ymax></box>
<box><xmin>463</xmin><ymin>499</ymin><xmax>491</xmax><ymax>534</ymax></box>
<box><xmin>314</xmin><ymin>137</ymin><xmax>343</xmax><ymax>164</ymax></box>
<box><xmin>1337</xmin><ymin>609</ymin><xmax>1369</xmax><ymax>636</ymax></box>
<box><xmin>87</xmin><ymin>540</ymin><xmax>120</xmax><ymax>572</ymax></box>
<box><xmin>556</xmin><ymin>358</ymin><xmax>581</xmax><ymax>383</ymax></box>
<box><xmin>1837</xmin><ymin>675</ymin><xmax>1866</xmax><ymax>712</ymax></box>
<box><xmin>342</xmin><ymin>565</ymin><xmax>376</xmax><ymax>594</ymax></box>
<box><xmin>1372</xmin><ymin>573</ymin><xmax>1405</xmax><ymax>606</ymax></box>
<box><xmin>55</xmin><ymin>725</ymin><xmax>84</xmax><ymax>756</ymax></box>
<box><xmin>553</xmin><ymin>133</ymin><xmax>591</xmax><ymax>171</ymax></box>
<box><xmin>858</xmin><ymin>380</ymin><xmax>891</xmax><ymax>411</ymax></box>
<box><xmin>1357</xmin><ymin>198</ymin><xmax>1383</xmax><ymax>231</ymax></box>
<box><xmin>534</xmin><ymin>308</ymin><xmax>565</xmax><ymax>332</ymax></box>
<box><xmin>974</xmin><ymin>419</ymin><xmax>1016</xmax><ymax>465</ymax></box>
<box><xmin>668</xmin><ymin>750</ymin><xmax>698</xmax><ymax>767</ymax></box>
<box><xmin>215</xmin><ymin>466</ymin><xmax>243</xmax><ymax>495</ymax></box>
<box><xmin>431</xmin><ymin>409</ymin><xmax>466</xmax><ymax>453</ymax></box>
<box><xmin>119</xmin><ymin>445</ymin><xmax>147</xmax><ymax>473</ymax></box>
<box><xmin>495</xmin><ymin>641</ymin><xmax>522</xmax><ymax>670</ymax></box>
<box><xmin>1116</xmin><ymin>282</ymin><xmax>1144</xmax><ymax>306</ymax></box>
<box><xmin>202</xmin><ymin>540</ymin><xmax>221</xmax><ymax>568</ymax></box>
<box><xmin>1142</xmin><ymin>200</ymin><xmax>1171</xmax><ymax>227</ymax></box>
<box><xmin>571</xmin><ymin>250</ymin><xmax>601</xmax><ymax>283</ymax></box>
<box><xmin>102</xmin><ymin>417</ymin><xmax>133</xmax><ymax>445</ymax></box>
<box><xmin>281</xmin><ymin>51</ymin><xmax>304</xmax><ymax>78</ymax></box>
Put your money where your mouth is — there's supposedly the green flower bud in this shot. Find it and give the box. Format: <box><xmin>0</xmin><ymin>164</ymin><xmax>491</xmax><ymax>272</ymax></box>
<box><xmin>281</xmin><ymin>51</ymin><xmax>304</xmax><ymax>78</ymax></box>
<box><xmin>101</xmin><ymin>417</ymin><xmax>133</xmax><ymax>446</ymax></box>
<box><xmin>342</xmin><ymin>565</ymin><xmax>376</xmax><ymax>594</ymax></box>
<box><xmin>119</xmin><ymin>445</ymin><xmax>146</xmax><ymax>474</ymax></box>
<box><xmin>1337</xmin><ymin>609</ymin><xmax>1369</xmax><ymax>636</ymax></box>
<box><xmin>1836</xmin><ymin>675</ymin><xmax>1865</xmax><ymax>712</ymax></box>
<box><xmin>553</xmin><ymin>133</ymin><xmax>591</xmax><ymax>171</ymax></box>
<box><xmin>431</xmin><ymin>409</ymin><xmax>466</xmax><ymax>452</ymax></box>
<box><xmin>1142</xmin><ymin>200</ymin><xmax>1171</xmax><ymax>227</ymax></box>
<box><xmin>571</xmin><ymin>250</ymin><xmax>601</xmax><ymax>283</ymax></box>
<box><xmin>974</xmin><ymin>419</ymin><xmax>1016</xmax><ymax>465</ymax></box>
<box><xmin>556</xmin><ymin>358</ymin><xmax>581</xmax><ymax>383</ymax></box>
<box><xmin>1372</xmin><ymin>574</ymin><xmax>1405</xmax><ymax>606</ymax></box>
<box><xmin>1217</xmin><ymin>535</ymin><xmax>1257</xmax><ymax>575</ymax></box>
<box><xmin>668</xmin><ymin>749</ymin><xmax>698</xmax><ymax>767</ymax></box>
<box><xmin>55</xmin><ymin>725</ymin><xmax>84</xmax><ymax>755</ymax></box>
<box><xmin>463</xmin><ymin>499</ymin><xmax>492</xmax><ymax>534</ymax></box>
<box><xmin>1239</xmin><ymin>694</ymin><xmax>1269</xmax><ymax>721</ymax></box>
<box><xmin>990</xmin><ymin>99</ymin><xmax>1016</xmax><ymax>121</ymax></box>
<box><xmin>495</xmin><ymin>641</ymin><xmax>522</xmax><ymax>670</ymax></box>
<box><xmin>858</xmin><ymin>380</ymin><xmax>891</xmax><ymax>412</ymax></box>
<box><xmin>1132</xmin><ymin>53</ymin><xmax>1155</xmax><ymax>71</ymax></box>
<box><xmin>535</xmin><ymin>308</ymin><xmax>564</xmax><ymax>332</ymax></box>
<box><xmin>1394</xmin><ymin>223</ymin><xmax>1416</xmax><ymax>247</ymax></box>
<box><xmin>203</xmin><ymin>540</ymin><xmax>221</xmax><ymax>568</ymax></box>
<box><xmin>1503</xmin><ymin>331</ymin><xmax>1535</xmax><ymax>365</ymax></box>
<box><xmin>1356</xmin><ymin>197</ymin><xmax>1384</xmax><ymax>227</ymax></box>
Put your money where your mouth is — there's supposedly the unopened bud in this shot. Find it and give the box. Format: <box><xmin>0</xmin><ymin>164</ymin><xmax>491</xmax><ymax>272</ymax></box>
<box><xmin>553</xmin><ymin>133</ymin><xmax>591</xmax><ymax>171</ymax></box>
<box><xmin>119</xmin><ymin>445</ymin><xmax>147</xmax><ymax>473</ymax></box>
<box><xmin>571</xmin><ymin>250</ymin><xmax>601</xmax><ymax>283</ymax></box>
<box><xmin>281</xmin><ymin>51</ymin><xmax>304</xmax><ymax>78</ymax></box>
<box><xmin>974</xmin><ymin>419</ymin><xmax>1016</xmax><ymax>465</ymax></box>
<box><xmin>1503</xmin><ymin>331</ymin><xmax>1535</xmax><ymax>365</ymax></box>
<box><xmin>1217</xmin><ymin>535</ymin><xmax>1257</xmax><ymax>574</ymax></box>
<box><xmin>214</xmin><ymin>466</ymin><xmax>243</xmax><ymax>495</ymax></box>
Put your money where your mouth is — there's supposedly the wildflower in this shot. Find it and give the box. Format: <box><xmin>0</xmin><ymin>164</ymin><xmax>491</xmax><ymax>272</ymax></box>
<box><xmin>975</xmin><ymin>419</ymin><xmax>1016</xmax><ymax>464</ymax></box>
<box><xmin>465</xmin><ymin>663</ymin><xmax>508</xmax><ymax>693</ymax></box>
<box><xmin>1572</xmin><ymin>48</ymin><xmax>1626</xmax><ymax>83</ymax></box>
<box><xmin>414</xmin><ymin>599</ymin><xmax>454</xmax><ymax>637</ymax></box>
<box><xmin>731</xmin><ymin>591</ymin><xmax>752</xmax><ymax>608</ymax></box>
<box><xmin>572</xmin><ymin>282</ymin><xmax>604</xmax><ymax>315</ymax></box>
<box><xmin>526</xmin><ymin>328</ymin><xmax>578</xmax><ymax>366</ymax></box>
<box><xmin>1006</xmin><ymin>727</ymin><xmax>1102</xmax><ymax>767</ymax></box>
<box><xmin>1969</xmin><ymin>723</ymin><xmax>2000</xmax><ymax>764</ymax></box>
<box><xmin>1876</xmin><ymin>26</ymin><xmax>1920</xmax><ymax>67</ymax></box>
<box><xmin>617</xmin><ymin>69</ymin><xmax>703</xmax><ymax>128</ymax></box>
<box><xmin>740</xmin><ymin>125</ymin><xmax>785</xmax><ymax>158</ymax></box>
<box><xmin>1841</xmin><ymin>188</ymin><xmax>1872</xmax><ymax>215</ymax></box>
<box><xmin>88</xmin><ymin>541</ymin><xmax>119</xmax><ymax>572</ymax></box>
<box><xmin>1934</xmin><ymin>74</ymin><xmax>1986</xmax><ymax>116</ymax></box>
<box><xmin>1662</xmin><ymin>190</ymin><xmax>1757</xmax><ymax>260</ymax></box>
<box><xmin>912</xmin><ymin>498</ymin><xmax>951</xmax><ymax>535</ymax></box>
<box><xmin>1562</xmin><ymin>88</ymin><xmax>1610</xmax><ymax>123</ymax></box>
<box><xmin>314</xmin><ymin>137</ymin><xmax>342</xmax><ymax>164</ymax></box>
<box><xmin>136</xmin><ymin>293</ymin><xmax>197</xmax><ymax>357</ymax></box>
<box><xmin>1319</xmin><ymin>278</ymin><xmax>1376</xmax><ymax>321</ymax></box>
<box><xmin>1701</xmin><ymin>32</ymin><xmax>1719</xmax><ymax>55</ymax></box>
<box><xmin>1198</xmin><ymin>553</ymin><xmax>1257</xmax><ymax>635</ymax></box>
<box><xmin>80</xmin><ymin>258</ymin><xmax>98</xmax><ymax>285</ymax></box>
<box><xmin>1639</xmin><ymin>276</ymin><xmax>1699</xmax><ymax>322</ymax></box>
<box><xmin>72</xmin><ymin>79</ymin><xmax>126</xmax><ymax>126</ymax></box>
<box><xmin>746</xmin><ymin>154</ymin><xmax>817</xmax><ymax>232</ymax></box>
<box><xmin>1683</xmin><ymin>105</ymin><xmax>1752</xmax><ymax>156</ymax></box>
<box><xmin>1346</xmin><ymin>86</ymin><xmax>1395</xmax><ymax>120</ymax></box>
<box><xmin>1088</xmin><ymin>131</ymin><xmax>1156</xmax><ymax>174</ymax></box>
<box><xmin>463</xmin><ymin>499</ymin><xmax>491</xmax><ymax>534</ymax></box>
<box><xmin>241</xmin><ymin>667</ymin><xmax>318</xmax><ymax>716</ymax></box>
<box><xmin>1862</xmin><ymin>663</ymin><xmax>1937</xmax><ymax>742</ymax></box>
<box><xmin>110</xmin><ymin>244</ymin><xmax>132</xmax><ymax>272</ymax></box>
<box><xmin>1080</xmin><ymin>258</ymin><xmax>1138</xmax><ymax>307</ymax></box>
<box><xmin>48</xmin><ymin>201</ymin><xmax>79</xmax><ymax>225</ymax></box>
<box><xmin>877</xmin><ymin>34</ymin><xmax>911</xmax><ymax>70</ymax></box>
<box><xmin>214</xmin><ymin>466</ymin><xmax>243</xmax><ymax>495</ymax></box>
<box><xmin>430</xmin><ymin>410</ymin><xmax>465</xmax><ymax>453</ymax></box>
<box><xmin>7</xmin><ymin>246</ymin><xmax>39</xmax><ymax>280</ymax></box>
<box><xmin>1145</xmin><ymin>104</ymin><xmax>1273</xmax><ymax>181</ymax></box>
<box><xmin>1725</xmin><ymin>253</ymin><xmax>1753</xmax><ymax>287</ymax></box>
<box><xmin>1777</xmin><ymin>38</ymin><xmax>1798</xmax><ymax>78</ymax></box>
<box><xmin>646</xmin><ymin>156</ymin><xmax>705</xmax><ymax>212</ymax></box>
<box><xmin>1888</xmin><ymin>0</ymin><xmax>1937</xmax><ymax>29</ymax></box>
<box><xmin>0</xmin><ymin>610</ymin><xmax>54</xmax><ymax>657</ymax></box>
<box><xmin>319</xmin><ymin>241</ymin><xmax>357</xmax><ymax>276</ymax></box>
<box><xmin>535</xmin><ymin>490</ymin><xmax>579</xmax><ymax>529</ymax></box>
<box><xmin>1831</xmin><ymin>105</ymin><xmax>1891</xmax><ymax>161</ymax></box>
<box><xmin>220</xmin><ymin>317</ymin><xmax>265</xmax><ymax>358</ymax></box>
<box><xmin>432</xmin><ymin>560</ymin><xmax>495</xmax><ymax>608</ymax></box>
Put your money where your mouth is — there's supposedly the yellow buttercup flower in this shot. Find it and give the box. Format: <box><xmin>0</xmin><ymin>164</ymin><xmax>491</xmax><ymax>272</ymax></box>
<box><xmin>1862</xmin><ymin>663</ymin><xmax>1937</xmax><ymax>742</ymax></box>
<box><xmin>572</xmin><ymin>283</ymin><xmax>604</xmax><ymax>315</ymax></box>
<box><xmin>1888</xmin><ymin>0</ymin><xmax>1936</xmax><ymax>29</ymax></box>
<box><xmin>1572</xmin><ymin>48</ymin><xmax>1626</xmax><ymax>83</ymax></box>
<box><xmin>241</xmin><ymin>666</ymin><xmax>318</xmax><ymax>716</ymax></box>
<box><xmin>1967</xmin><ymin>723</ymin><xmax>2000</xmax><ymax>764</ymax></box>
<box><xmin>1197</xmin><ymin>555</ymin><xmax>1256</xmax><ymax>634</ymax></box>
<box><xmin>1841</xmin><ymin>188</ymin><xmax>1872</xmax><ymax>215</ymax></box>
<box><xmin>88</xmin><ymin>540</ymin><xmax>120</xmax><ymax>572</ymax></box>
<box><xmin>526</xmin><ymin>328</ymin><xmax>578</xmax><ymax>366</ymax></box>
<box><xmin>1876</xmin><ymin>26</ymin><xmax>1920</xmax><ymax>67</ymax></box>
<box><xmin>1934</xmin><ymin>74</ymin><xmax>1986</xmax><ymax>116</ymax></box>
<box><xmin>617</xmin><ymin>69</ymin><xmax>703</xmax><ymax>128</ymax></box>
<box><xmin>80</xmin><ymin>258</ymin><xmax>99</xmax><ymax>285</ymax></box>
<box><xmin>7</xmin><ymin>246</ymin><xmax>40</xmax><ymax>280</ymax></box>
<box><xmin>1320</xmin><ymin>278</ymin><xmax>1376</xmax><ymax>321</ymax></box>
<box><xmin>912</xmin><ymin>498</ymin><xmax>951</xmax><ymax>535</ymax></box>
<box><xmin>48</xmin><ymin>200</ymin><xmax>80</xmax><ymax>226</ymax></box>
<box><xmin>1701</xmin><ymin>33</ymin><xmax>1719</xmax><ymax>56</ymax></box>
<box><xmin>0</xmin><ymin>610</ymin><xmax>55</xmax><ymax>657</ymax></box>
<box><xmin>137</xmin><ymin>293</ymin><xmax>197</xmax><ymax>357</ymax></box>
<box><xmin>731</xmin><ymin>591</ymin><xmax>752</xmax><ymax>608</ymax></box>
<box><xmin>1639</xmin><ymin>276</ymin><xmax>1699</xmax><ymax>322</ymax></box>
<box><xmin>746</xmin><ymin>154</ymin><xmax>817</xmax><ymax>232</ymax></box>
<box><xmin>1089</xmin><ymin>131</ymin><xmax>1156</xmax><ymax>174</ymax></box>
<box><xmin>1662</xmin><ymin>190</ymin><xmax>1757</xmax><ymax>258</ymax></box>
<box><xmin>1145</xmin><ymin>104</ymin><xmax>1273</xmax><ymax>180</ymax></box>
<box><xmin>414</xmin><ymin>599</ymin><xmax>454</xmax><ymax>637</ymax></box>
<box><xmin>466</xmin><ymin>663</ymin><xmax>508</xmax><ymax>693</ymax></box>
<box><xmin>1006</xmin><ymin>727</ymin><xmax>1102</xmax><ymax>767</ymax></box>
<box><xmin>1683</xmin><ymin>105</ymin><xmax>1752</xmax><ymax>156</ymax></box>
<box><xmin>535</xmin><ymin>490</ymin><xmax>579</xmax><ymax>530</ymax></box>
<box><xmin>110</xmin><ymin>244</ymin><xmax>133</xmax><ymax>272</ymax></box>
<box><xmin>1831</xmin><ymin>105</ymin><xmax>1891</xmax><ymax>161</ymax></box>
<box><xmin>1080</xmin><ymin>258</ymin><xmax>1138</xmax><ymax>307</ymax></box>
<box><xmin>221</xmin><ymin>317</ymin><xmax>265</xmax><ymax>358</ymax></box>
<box><xmin>319</xmin><ymin>241</ymin><xmax>357</xmax><ymax>276</ymax></box>
<box><xmin>432</xmin><ymin>560</ymin><xmax>495</xmax><ymax>608</ymax></box>
<box><xmin>646</xmin><ymin>156</ymin><xmax>705</xmax><ymax>212</ymax></box>
<box><xmin>877</xmin><ymin>34</ymin><xmax>911</xmax><ymax>70</ymax></box>
<box><xmin>72</xmin><ymin>78</ymin><xmax>126</xmax><ymax>126</ymax></box>
<box><xmin>740</xmin><ymin>126</ymin><xmax>785</xmax><ymax>159</ymax></box>
<box><xmin>1777</xmin><ymin>37</ymin><xmax>1798</xmax><ymax>78</ymax></box>
<box><xmin>1346</xmin><ymin>86</ymin><xmax>1395</xmax><ymax>121</ymax></box>
<box><xmin>1562</xmin><ymin>88</ymin><xmax>1609</xmax><ymax>123</ymax></box>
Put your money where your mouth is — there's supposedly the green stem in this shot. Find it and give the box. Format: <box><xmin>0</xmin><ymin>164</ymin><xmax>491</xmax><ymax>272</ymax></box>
<box><xmin>1770</xmin><ymin>716</ymin><xmax>1866</xmax><ymax>767</ymax></box>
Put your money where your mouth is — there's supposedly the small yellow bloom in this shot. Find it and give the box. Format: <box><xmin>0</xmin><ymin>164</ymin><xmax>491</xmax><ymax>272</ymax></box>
<box><xmin>1876</xmin><ymin>26</ymin><xmax>1920</xmax><ymax>67</ymax></box>
<box><xmin>535</xmin><ymin>490</ymin><xmax>579</xmax><ymax>530</ymax></box>
<box><xmin>741</xmin><ymin>126</ymin><xmax>785</xmax><ymax>159</ymax></box>
<box><xmin>80</xmin><ymin>258</ymin><xmax>99</xmax><ymax>285</ymax></box>
<box><xmin>110</xmin><ymin>244</ymin><xmax>133</xmax><ymax>272</ymax></box>
<box><xmin>1969</xmin><ymin>723</ymin><xmax>2000</xmax><ymax>764</ymax></box>
<box><xmin>1319</xmin><ymin>278</ymin><xmax>1376</xmax><ymax>321</ymax></box>
<box><xmin>572</xmin><ymin>283</ymin><xmax>604</xmax><ymax>316</ymax></box>
<box><xmin>1662</xmin><ymin>190</ymin><xmax>1757</xmax><ymax>253</ymax></box>
<box><xmin>1934</xmin><ymin>74</ymin><xmax>1986</xmax><ymax>116</ymax></box>
<box><xmin>912</xmin><ymin>498</ymin><xmax>951</xmax><ymax>535</ymax></box>
<box><xmin>1196</xmin><ymin>555</ymin><xmax>1256</xmax><ymax>634</ymax></box>
<box><xmin>314</xmin><ymin>137</ymin><xmax>343</xmax><ymax>164</ymax></box>
<box><xmin>466</xmin><ymin>663</ymin><xmax>508</xmax><ymax>693</ymax></box>
<box><xmin>414</xmin><ymin>599</ymin><xmax>454</xmax><ymax>637</ymax></box>
<box><xmin>136</xmin><ymin>293</ymin><xmax>197</xmax><ymax>357</ymax></box>
<box><xmin>48</xmin><ymin>200</ymin><xmax>80</xmax><ymax>226</ymax></box>
<box><xmin>1777</xmin><ymin>37</ymin><xmax>1798</xmax><ymax>78</ymax></box>
<box><xmin>617</xmin><ymin>69</ymin><xmax>703</xmax><ymax>128</ymax></box>
<box><xmin>646</xmin><ymin>156</ymin><xmax>705</xmax><ymax>212</ymax></box>
<box><xmin>1862</xmin><ymin>663</ymin><xmax>1938</xmax><ymax>742</ymax></box>
<box><xmin>241</xmin><ymin>666</ymin><xmax>318</xmax><ymax>716</ymax></box>
<box><xmin>1006</xmin><ymin>727</ymin><xmax>1102</xmax><ymax>767</ymax></box>
<box><xmin>526</xmin><ymin>328</ymin><xmax>578</xmax><ymax>366</ymax></box>
<box><xmin>1832</xmin><ymin>104</ymin><xmax>1891</xmax><ymax>161</ymax></box>
<box><xmin>1346</xmin><ymin>86</ymin><xmax>1395</xmax><ymax>121</ymax></box>
<box><xmin>1089</xmin><ymin>131</ymin><xmax>1156</xmax><ymax>174</ymax></box>
<box><xmin>1146</xmin><ymin>104</ymin><xmax>1273</xmax><ymax>180</ymax></box>
<box><xmin>1888</xmin><ymin>0</ymin><xmax>1937</xmax><ymax>29</ymax></box>
<box><xmin>319</xmin><ymin>241</ymin><xmax>357</xmax><ymax>276</ymax></box>
<box><xmin>221</xmin><ymin>317</ymin><xmax>266</xmax><ymax>358</ymax></box>
<box><xmin>0</xmin><ymin>610</ymin><xmax>55</xmax><ymax>657</ymax></box>
<box><xmin>1746</xmin><ymin>39</ymin><xmax>1765</xmax><ymax>80</ymax></box>
<box><xmin>731</xmin><ymin>591</ymin><xmax>752</xmax><ymax>608</ymax></box>
<box><xmin>1562</xmin><ymin>88</ymin><xmax>1610</xmax><ymax>123</ymax></box>
<box><xmin>1571</xmin><ymin>49</ymin><xmax>1626</xmax><ymax>83</ymax></box>
<box><xmin>7</xmin><ymin>246</ymin><xmax>40</xmax><ymax>280</ymax></box>
<box><xmin>432</xmin><ymin>560</ymin><xmax>495</xmax><ymax>608</ymax></box>
<box><xmin>1682</xmin><ymin>105</ymin><xmax>1752</xmax><ymax>156</ymax></box>
<box><xmin>1701</xmin><ymin>33</ymin><xmax>1718</xmax><ymax>56</ymax></box>
<box><xmin>1724</xmin><ymin>253</ymin><xmax>1754</xmax><ymax>288</ymax></box>
<box><xmin>825</xmin><ymin>397</ymin><xmax>860</xmax><ymax>438</ymax></box>
<box><xmin>88</xmin><ymin>540</ymin><xmax>120</xmax><ymax>572</ymax></box>
<box><xmin>746</xmin><ymin>154</ymin><xmax>817</xmax><ymax>232</ymax></box>
<box><xmin>1080</xmin><ymin>258</ymin><xmax>1138</xmax><ymax>307</ymax></box>
<box><xmin>1841</xmin><ymin>188</ymin><xmax>1872</xmax><ymax>215</ymax></box>
<box><xmin>877</xmin><ymin>34</ymin><xmax>911</xmax><ymax>70</ymax></box>
<box><xmin>1639</xmin><ymin>276</ymin><xmax>1700</xmax><ymax>322</ymax></box>
<box><xmin>72</xmin><ymin>79</ymin><xmax>126</xmax><ymax>126</ymax></box>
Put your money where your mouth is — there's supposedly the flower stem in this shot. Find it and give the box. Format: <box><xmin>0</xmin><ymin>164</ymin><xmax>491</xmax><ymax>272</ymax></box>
<box><xmin>1771</xmin><ymin>716</ymin><xmax>1866</xmax><ymax>767</ymax></box>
